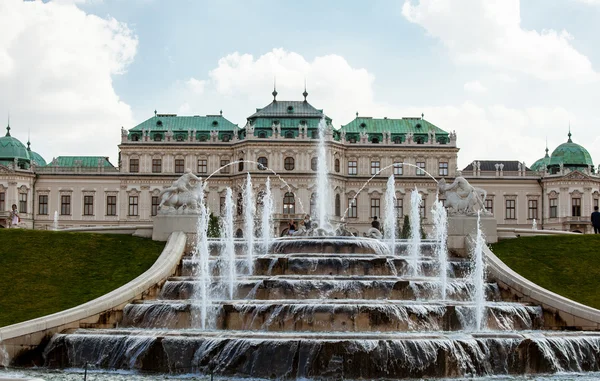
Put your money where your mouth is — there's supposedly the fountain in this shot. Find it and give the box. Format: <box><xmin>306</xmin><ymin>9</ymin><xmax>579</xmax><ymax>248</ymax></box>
<box><xmin>243</xmin><ymin>173</ymin><xmax>256</xmax><ymax>274</ymax></box>
<box><xmin>260</xmin><ymin>177</ymin><xmax>274</xmax><ymax>254</ymax></box>
<box><xmin>315</xmin><ymin>117</ymin><xmax>331</xmax><ymax>230</ymax></box>
<box><xmin>532</xmin><ymin>218</ymin><xmax>538</xmax><ymax>230</ymax></box>
<box><xmin>191</xmin><ymin>183</ymin><xmax>211</xmax><ymax>330</ymax></box>
<box><xmin>431</xmin><ymin>195</ymin><xmax>448</xmax><ymax>300</ymax></box>
<box><xmin>220</xmin><ymin>187</ymin><xmax>236</xmax><ymax>300</ymax></box>
<box><xmin>52</xmin><ymin>211</ymin><xmax>58</xmax><ymax>231</ymax></box>
<box><xmin>407</xmin><ymin>188</ymin><xmax>422</xmax><ymax>276</ymax></box>
<box><xmin>384</xmin><ymin>174</ymin><xmax>396</xmax><ymax>255</ymax></box>
<box><xmin>472</xmin><ymin>210</ymin><xmax>487</xmax><ymax>331</ymax></box>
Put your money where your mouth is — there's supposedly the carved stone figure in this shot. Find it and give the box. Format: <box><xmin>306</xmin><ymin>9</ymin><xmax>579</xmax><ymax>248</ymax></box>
<box><xmin>158</xmin><ymin>169</ymin><xmax>202</xmax><ymax>211</ymax></box>
<box><xmin>437</xmin><ymin>177</ymin><xmax>490</xmax><ymax>216</ymax></box>
<box><xmin>335</xmin><ymin>222</ymin><xmax>354</xmax><ymax>237</ymax></box>
<box><xmin>363</xmin><ymin>227</ymin><xmax>383</xmax><ymax>239</ymax></box>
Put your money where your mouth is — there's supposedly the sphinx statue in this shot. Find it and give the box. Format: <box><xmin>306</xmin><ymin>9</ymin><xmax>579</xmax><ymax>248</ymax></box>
<box><xmin>437</xmin><ymin>177</ymin><xmax>490</xmax><ymax>216</ymax></box>
<box><xmin>158</xmin><ymin>169</ymin><xmax>203</xmax><ymax>212</ymax></box>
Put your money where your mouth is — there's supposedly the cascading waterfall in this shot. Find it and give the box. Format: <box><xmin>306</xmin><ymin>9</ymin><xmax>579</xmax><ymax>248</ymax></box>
<box><xmin>408</xmin><ymin>188</ymin><xmax>423</xmax><ymax>276</ymax></box>
<box><xmin>243</xmin><ymin>173</ymin><xmax>256</xmax><ymax>275</ymax></box>
<box><xmin>472</xmin><ymin>210</ymin><xmax>487</xmax><ymax>331</ymax></box>
<box><xmin>261</xmin><ymin>177</ymin><xmax>274</xmax><ymax>254</ymax></box>
<box><xmin>315</xmin><ymin>117</ymin><xmax>331</xmax><ymax>230</ymax></box>
<box><xmin>432</xmin><ymin>195</ymin><xmax>448</xmax><ymax>300</ymax></box>
<box><xmin>384</xmin><ymin>175</ymin><xmax>397</xmax><ymax>255</ymax></box>
<box><xmin>221</xmin><ymin>187</ymin><xmax>237</xmax><ymax>300</ymax></box>
<box><xmin>191</xmin><ymin>184</ymin><xmax>211</xmax><ymax>330</ymax></box>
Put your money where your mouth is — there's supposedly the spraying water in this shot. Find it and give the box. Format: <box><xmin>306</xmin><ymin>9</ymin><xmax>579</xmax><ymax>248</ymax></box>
<box><xmin>53</xmin><ymin>211</ymin><xmax>58</xmax><ymax>230</ymax></box>
<box><xmin>0</xmin><ymin>342</ymin><xmax>8</xmax><ymax>368</ymax></box>
<box><xmin>315</xmin><ymin>118</ymin><xmax>331</xmax><ymax>230</ymax></box>
<box><xmin>191</xmin><ymin>184</ymin><xmax>211</xmax><ymax>330</ymax></box>
<box><xmin>221</xmin><ymin>187</ymin><xmax>237</xmax><ymax>299</ymax></box>
<box><xmin>431</xmin><ymin>195</ymin><xmax>448</xmax><ymax>300</ymax></box>
<box><xmin>261</xmin><ymin>177</ymin><xmax>275</xmax><ymax>254</ymax></box>
<box><xmin>243</xmin><ymin>173</ymin><xmax>256</xmax><ymax>275</ymax></box>
<box><xmin>472</xmin><ymin>210</ymin><xmax>487</xmax><ymax>331</ymax></box>
<box><xmin>384</xmin><ymin>175</ymin><xmax>397</xmax><ymax>255</ymax></box>
<box><xmin>408</xmin><ymin>188</ymin><xmax>423</xmax><ymax>276</ymax></box>
<box><xmin>532</xmin><ymin>218</ymin><xmax>538</xmax><ymax>230</ymax></box>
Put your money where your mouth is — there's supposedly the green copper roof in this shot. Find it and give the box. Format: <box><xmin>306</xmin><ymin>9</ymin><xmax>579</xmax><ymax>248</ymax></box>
<box><xmin>530</xmin><ymin>147</ymin><xmax>550</xmax><ymax>171</ymax></box>
<box><xmin>49</xmin><ymin>156</ymin><xmax>114</xmax><ymax>168</ymax></box>
<box><xmin>26</xmin><ymin>141</ymin><xmax>47</xmax><ymax>166</ymax></box>
<box><xmin>549</xmin><ymin>132</ymin><xmax>594</xmax><ymax>168</ymax></box>
<box><xmin>341</xmin><ymin>117</ymin><xmax>448</xmax><ymax>135</ymax></box>
<box><xmin>0</xmin><ymin>125</ymin><xmax>30</xmax><ymax>162</ymax></box>
<box><xmin>251</xmin><ymin>118</ymin><xmax>324</xmax><ymax>129</ymax></box>
<box><xmin>130</xmin><ymin>114</ymin><xmax>239</xmax><ymax>132</ymax></box>
<box><xmin>248</xmin><ymin>100</ymin><xmax>326</xmax><ymax>119</ymax></box>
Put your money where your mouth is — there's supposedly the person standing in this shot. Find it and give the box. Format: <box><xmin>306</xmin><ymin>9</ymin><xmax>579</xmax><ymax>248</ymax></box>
<box><xmin>303</xmin><ymin>214</ymin><xmax>312</xmax><ymax>230</ymax></box>
<box><xmin>9</xmin><ymin>204</ymin><xmax>20</xmax><ymax>228</ymax></box>
<box><xmin>591</xmin><ymin>206</ymin><xmax>600</xmax><ymax>234</ymax></box>
<box><xmin>288</xmin><ymin>220</ymin><xmax>296</xmax><ymax>235</ymax></box>
<box><xmin>371</xmin><ymin>216</ymin><xmax>380</xmax><ymax>231</ymax></box>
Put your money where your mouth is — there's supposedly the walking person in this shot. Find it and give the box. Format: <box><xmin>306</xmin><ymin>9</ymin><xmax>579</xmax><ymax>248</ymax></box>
<box><xmin>591</xmin><ymin>206</ymin><xmax>600</xmax><ymax>234</ymax></box>
<box><xmin>9</xmin><ymin>204</ymin><xmax>20</xmax><ymax>228</ymax></box>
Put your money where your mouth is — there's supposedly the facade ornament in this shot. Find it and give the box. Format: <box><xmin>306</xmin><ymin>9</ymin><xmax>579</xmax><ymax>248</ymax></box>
<box><xmin>121</xmin><ymin>127</ymin><xmax>128</xmax><ymax>138</ymax></box>
<box><xmin>340</xmin><ymin>130</ymin><xmax>346</xmax><ymax>143</ymax></box>
<box><xmin>210</xmin><ymin>130</ymin><xmax>218</xmax><ymax>142</ymax></box>
<box><xmin>437</xmin><ymin>177</ymin><xmax>490</xmax><ymax>216</ymax></box>
<box><xmin>158</xmin><ymin>169</ymin><xmax>203</xmax><ymax>212</ymax></box>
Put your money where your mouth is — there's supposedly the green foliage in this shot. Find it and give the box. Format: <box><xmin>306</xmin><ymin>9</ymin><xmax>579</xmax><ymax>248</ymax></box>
<box><xmin>207</xmin><ymin>212</ymin><xmax>221</xmax><ymax>238</ymax></box>
<box><xmin>491</xmin><ymin>235</ymin><xmax>600</xmax><ymax>309</ymax></box>
<box><xmin>0</xmin><ymin>230</ymin><xmax>164</xmax><ymax>327</ymax></box>
<box><xmin>400</xmin><ymin>215</ymin><xmax>411</xmax><ymax>239</ymax></box>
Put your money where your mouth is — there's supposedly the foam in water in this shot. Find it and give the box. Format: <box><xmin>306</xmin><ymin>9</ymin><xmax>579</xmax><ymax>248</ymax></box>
<box><xmin>408</xmin><ymin>188</ymin><xmax>422</xmax><ymax>276</ymax></box>
<box><xmin>384</xmin><ymin>174</ymin><xmax>397</xmax><ymax>255</ymax></box>
<box><xmin>243</xmin><ymin>173</ymin><xmax>256</xmax><ymax>275</ymax></box>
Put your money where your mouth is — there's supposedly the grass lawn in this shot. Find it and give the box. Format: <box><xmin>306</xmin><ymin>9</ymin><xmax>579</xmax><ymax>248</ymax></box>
<box><xmin>490</xmin><ymin>234</ymin><xmax>600</xmax><ymax>310</ymax></box>
<box><xmin>0</xmin><ymin>229</ymin><xmax>165</xmax><ymax>327</ymax></box>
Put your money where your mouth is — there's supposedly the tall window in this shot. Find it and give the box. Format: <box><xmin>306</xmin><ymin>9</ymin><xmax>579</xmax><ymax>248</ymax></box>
<box><xmin>310</xmin><ymin>193</ymin><xmax>316</xmax><ymax>217</ymax></box>
<box><xmin>485</xmin><ymin>199</ymin><xmax>493</xmax><ymax>214</ymax></box>
<box><xmin>19</xmin><ymin>193</ymin><xmax>27</xmax><ymax>213</ymax></box>
<box><xmin>220</xmin><ymin>159</ymin><xmax>230</xmax><ymax>173</ymax></box>
<box><xmin>60</xmin><ymin>195</ymin><xmax>71</xmax><ymax>215</ymax></box>
<box><xmin>371</xmin><ymin>161</ymin><xmax>380</xmax><ymax>176</ymax></box>
<box><xmin>505</xmin><ymin>199</ymin><xmax>516</xmax><ymax>219</ymax></box>
<box><xmin>237</xmin><ymin>193</ymin><xmax>243</xmax><ymax>216</ymax></box>
<box><xmin>151</xmin><ymin>196</ymin><xmax>159</xmax><ymax>216</ymax></box>
<box><xmin>106</xmin><ymin>195</ymin><xmax>117</xmax><ymax>216</ymax></box>
<box><xmin>38</xmin><ymin>195</ymin><xmax>48</xmax><ymax>215</ymax></box>
<box><xmin>549</xmin><ymin>198</ymin><xmax>558</xmax><ymax>218</ymax></box>
<box><xmin>175</xmin><ymin>159</ymin><xmax>185</xmax><ymax>173</ymax></box>
<box><xmin>238</xmin><ymin>159</ymin><xmax>244</xmax><ymax>172</ymax></box>
<box><xmin>528</xmin><ymin>199</ymin><xmax>538</xmax><ymax>220</ymax></box>
<box><xmin>348</xmin><ymin>161</ymin><xmax>357</xmax><ymax>175</ymax></box>
<box><xmin>371</xmin><ymin>198</ymin><xmax>380</xmax><ymax>218</ymax></box>
<box><xmin>393</xmin><ymin>162</ymin><xmax>403</xmax><ymax>176</ymax></box>
<box><xmin>595</xmin><ymin>199</ymin><xmax>599</xmax><ymax>209</ymax></box>
<box><xmin>283</xmin><ymin>192</ymin><xmax>295</xmax><ymax>215</ymax></box>
<box><xmin>0</xmin><ymin>192</ymin><xmax>4</xmax><ymax>212</ymax></box>
<box><xmin>128</xmin><ymin>196</ymin><xmax>139</xmax><ymax>216</ymax></box>
<box><xmin>572</xmin><ymin>198</ymin><xmax>581</xmax><ymax>217</ymax></box>
<box><xmin>395</xmin><ymin>198</ymin><xmax>403</xmax><ymax>218</ymax></box>
<box><xmin>220</xmin><ymin>197</ymin><xmax>226</xmax><ymax>215</ymax></box>
<box><xmin>439</xmin><ymin>162</ymin><xmax>448</xmax><ymax>176</ymax></box>
<box><xmin>198</xmin><ymin>159</ymin><xmax>207</xmax><ymax>174</ymax></box>
<box><xmin>284</xmin><ymin>157</ymin><xmax>295</xmax><ymax>171</ymax></box>
<box><xmin>83</xmin><ymin>196</ymin><xmax>94</xmax><ymax>216</ymax></box>
<box><xmin>257</xmin><ymin>157</ymin><xmax>268</xmax><ymax>170</ymax></box>
<box><xmin>311</xmin><ymin>157</ymin><xmax>318</xmax><ymax>171</ymax></box>
<box><xmin>420</xmin><ymin>199</ymin><xmax>426</xmax><ymax>219</ymax></box>
<box><xmin>335</xmin><ymin>194</ymin><xmax>341</xmax><ymax>216</ymax></box>
<box><xmin>348</xmin><ymin>198</ymin><xmax>357</xmax><ymax>218</ymax></box>
<box><xmin>416</xmin><ymin>161</ymin><xmax>426</xmax><ymax>176</ymax></box>
<box><xmin>152</xmin><ymin>159</ymin><xmax>162</xmax><ymax>173</ymax></box>
<box><xmin>334</xmin><ymin>159</ymin><xmax>340</xmax><ymax>173</ymax></box>
<box><xmin>129</xmin><ymin>158</ymin><xmax>139</xmax><ymax>173</ymax></box>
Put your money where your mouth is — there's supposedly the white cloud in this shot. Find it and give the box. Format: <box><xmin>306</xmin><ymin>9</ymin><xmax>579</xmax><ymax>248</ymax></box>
<box><xmin>186</xmin><ymin>78</ymin><xmax>207</xmax><ymax>94</ymax></box>
<box><xmin>574</xmin><ymin>0</ymin><xmax>600</xmax><ymax>4</ymax></box>
<box><xmin>464</xmin><ymin>80</ymin><xmax>487</xmax><ymax>94</ymax></box>
<box><xmin>0</xmin><ymin>0</ymin><xmax>137</xmax><ymax>164</ymax></box>
<box><xmin>402</xmin><ymin>0</ymin><xmax>599</xmax><ymax>83</ymax></box>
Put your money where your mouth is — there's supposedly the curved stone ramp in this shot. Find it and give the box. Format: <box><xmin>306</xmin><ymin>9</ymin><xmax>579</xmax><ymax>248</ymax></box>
<box><xmin>0</xmin><ymin>231</ymin><xmax>187</xmax><ymax>366</ymax></box>
<box><xmin>484</xmin><ymin>244</ymin><xmax>600</xmax><ymax>330</ymax></box>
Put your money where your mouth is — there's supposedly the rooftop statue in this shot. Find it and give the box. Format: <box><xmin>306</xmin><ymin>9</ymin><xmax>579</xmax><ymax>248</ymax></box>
<box><xmin>158</xmin><ymin>169</ymin><xmax>203</xmax><ymax>212</ymax></box>
<box><xmin>438</xmin><ymin>177</ymin><xmax>490</xmax><ymax>216</ymax></box>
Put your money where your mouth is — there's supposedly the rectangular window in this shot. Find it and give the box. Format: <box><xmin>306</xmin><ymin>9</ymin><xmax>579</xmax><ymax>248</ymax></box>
<box><xmin>19</xmin><ymin>193</ymin><xmax>27</xmax><ymax>214</ymax></box>
<box><xmin>38</xmin><ymin>195</ymin><xmax>48</xmax><ymax>215</ymax></box>
<box><xmin>60</xmin><ymin>195</ymin><xmax>71</xmax><ymax>215</ymax></box>
<box><xmin>128</xmin><ymin>196</ymin><xmax>139</xmax><ymax>216</ymax></box>
<box><xmin>198</xmin><ymin>159</ymin><xmax>207</xmax><ymax>174</ymax></box>
<box><xmin>595</xmin><ymin>199</ymin><xmax>599</xmax><ymax>209</ymax></box>
<box><xmin>220</xmin><ymin>160</ymin><xmax>230</xmax><ymax>174</ymax></box>
<box><xmin>370</xmin><ymin>161</ymin><xmax>380</xmax><ymax>176</ymax></box>
<box><xmin>393</xmin><ymin>162</ymin><xmax>403</xmax><ymax>176</ymax></box>
<box><xmin>0</xmin><ymin>192</ymin><xmax>4</xmax><ymax>212</ymax></box>
<box><xmin>439</xmin><ymin>162</ymin><xmax>448</xmax><ymax>176</ymax></box>
<box><xmin>83</xmin><ymin>195</ymin><xmax>94</xmax><ymax>216</ymax></box>
<box><xmin>348</xmin><ymin>161</ymin><xmax>357</xmax><ymax>175</ymax></box>
<box><xmin>129</xmin><ymin>158</ymin><xmax>139</xmax><ymax>173</ymax></box>
<box><xmin>485</xmin><ymin>199</ymin><xmax>493</xmax><ymax>214</ymax></box>
<box><xmin>151</xmin><ymin>196</ymin><xmax>159</xmax><ymax>216</ymax></box>
<box><xmin>106</xmin><ymin>195</ymin><xmax>117</xmax><ymax>216</ymax></box>
<box><xmin>572</xmin><ymin>198</ymin><xmax>581</xmax><ymax>217</ymax></box>
<box><xmin>370</xmin><ymin>198</ymin><xmax>380</xmax><ymax>218</ymax></box>
<box><xmin>549</xmin><ymin>198</ymin><xmax>558</xmax><ymax>218</ymax></box>
<box><xmin>505</xmin><ymin>199</ymin><xmax>516</xmax><ymax>219</ymax></box>
<box><xmin>420</xmin><ymin>199</ymin><xmax>426</xmax><ymax>219</ymax></box>
<box><xmin>348</xmin><ymin>198</ymin><xmax>357</xmax><ymax>218</ymax></box>
<box><xmin>220</xmin><ymin>197</ymin><xmax>226</xmax><ymax>215</ymax></box>
<box><xmin>175</xmin><ymin>159</ymin><xmax>185</xmax><ymax>173</ymax></box>
<box><xmin>528</xmin><ymin>199</ymin><xmax>538</xmax><ymax>220</ymax></box>
<box><xmin>416</xmin><ymin>161</ymin><xmax>426</xmax><ymax>176</ymax></box>
<box><xmin>395</xmin><ymin>198</ymin><xmax>403</xmax><ymax>218</ymax></box>
<box><xmin>152</xmin><ymin>159</ymin><xmax>162</xmax><ymax>173</ymax></box>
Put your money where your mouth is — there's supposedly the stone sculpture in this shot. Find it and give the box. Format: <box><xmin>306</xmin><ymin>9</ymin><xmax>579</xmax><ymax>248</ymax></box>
<box><xmin>363</xmin><ymin>227</ymin><xmax>383</xmax><ymax>239</ymax></box>
<box><xmin>158</xmin><ymin>169</ymin><xmax>203</xmax><ymax>212</ymax></box>
<box><xmin>437</xmin><ymin>177</ymin><xmax>490</xmax><ymax>216</ymax></box>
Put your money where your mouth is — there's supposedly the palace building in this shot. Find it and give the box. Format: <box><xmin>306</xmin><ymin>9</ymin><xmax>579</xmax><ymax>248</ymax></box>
<box><xmin>1</xmin><ymin>92</ymin><xmax>598</xmax><ymax>234</ymax></box>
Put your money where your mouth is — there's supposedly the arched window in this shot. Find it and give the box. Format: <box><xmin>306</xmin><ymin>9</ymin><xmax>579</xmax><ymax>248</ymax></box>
<box><xmin>311</xmin><ymin>157</ymin><xmax>318</xmax><ymax>171</ymax></box>
<box><xmin>131</xmin><ymin>134</ymin><xmax>139</xmax><ymax>141</ymax></box>
<box><xmin>238</xmin><ymin>159</ymin><xmax>244</xmax><ymax>172</ymax></box>
<box><xmin>256</xmin><ymin>190</ymin><xmax>265</xmax><ymax>208</ymax></box>
<box><xmin>258</xmin><ymin>131</ymin><xmax>267</xmax><ymax>138</ymax></box>
<box><xmin>237</xmin><ymin>193</ymin><xmax>243</xmax><ymax>216</ymax></box>
<box><xmin>257</xmin><ymin>157</ymin><xmax>268</xmax><ymax>170</ymax></box>
<box><xmin>393</xmin><ymin>136</ymin><xmax>402</xmax><ymax>144</ymax></box>
<box><xmin>372</xmin><ymin>137</ymin><xmax>379</xmax><ymax>144</ymax></box>
<box><xmin>415</xmin><ymin>136</ymin><xmax>424</xmax><ymax>144</ymax></box>
<box><xmin>284</xmin><ymin>157</ymin><xmax>295</xmax><ymax>170</ymax></box>
<box><xmin>285</xmin><ymin>131</ymin><xmax>294</xmax><ymax>139</ymax></box>
<box><xmin>335</xmin><ymin>194</ymin><xmax>341</xmax><ymax>216</ymax></box>
<box><xmin>283</xmin><ymin>192</ymin><xmax>295</xmax><ymax>215</ymax></box>
<box><xmin>334</xmin><ymin>158</ymin><xmax>340</xmax><ymax>173</ymax></box>
<box><xmin>310</xmin><ymin>193</ymin><xmax>316</xmax><ymax>217</ymax></box>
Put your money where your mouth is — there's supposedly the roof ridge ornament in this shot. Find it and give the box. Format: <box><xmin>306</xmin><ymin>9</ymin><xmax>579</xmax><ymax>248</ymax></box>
<box><xmin>568</xmin><ymin>123</ymin><xmax>572</xmax><ymax>143</ymax></box>
<box><xmin>272</xmin><ymin>77</ymin><xmax>278</xmax><ymax>101</ymax></box>
<box><xmin>545</xmin><ymin>137</ymin><xmax>549</xmax><ymax>157</ymax></box>
<box><xmin>303</xmin><ymin>78</ymin><xmax>308</xmax><ymax>102</ymax></box>
<box><xmin>5</xmin><ymin>114</ymin><xmax>10</xmax><ymax>137</ymax></box>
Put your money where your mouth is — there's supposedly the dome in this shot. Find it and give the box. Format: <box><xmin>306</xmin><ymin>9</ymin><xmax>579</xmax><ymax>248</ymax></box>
<box><xmin>27</xmin><ymin>142</ymin><xmax>46</xmax><ymax>166</ymax></box>
<box><xmin>549</xmin><ymin>131</ymin><xmax>593</xmax><ymax>168</ymax></box>
<box><xmin>530</xmin><ymin>147</ymin><xmax>550</xmax><ymax>171</ymax></box>
<box><xmin>0</xmin><ymin>125</ymin><xmax>30</xmax><ymax>164</ymax></box>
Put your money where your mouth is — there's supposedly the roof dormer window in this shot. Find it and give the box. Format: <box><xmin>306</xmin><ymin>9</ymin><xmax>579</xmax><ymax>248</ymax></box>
<box><xmin>287</xmin><ymin>106</ymin><xmax>294</xmax><ymax>113</ymax></box>
<box><xmin>212</xmin><ymin>121</ymin><xmax>219</xmax><ymax>127</ymax></box>
<box><xmin>156</xmin><ymin>120</ymin><xmax>163</xmax><ymax>127</ymax></box>
<box><xmin>360</xmin><ymin>123</ymin><xmax>367</xmax><ymax>128</ymax></box>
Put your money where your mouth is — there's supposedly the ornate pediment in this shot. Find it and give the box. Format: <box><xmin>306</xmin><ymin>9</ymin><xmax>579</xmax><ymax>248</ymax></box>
<box><xmin>563</xmin><ymin>170</ymin><xmax>589</xmax><ymax>180</ymax></box>
<box><xmin>0</xmin><ymin>164</ymin><xmax>13</xmax><ymax>173</ymax></box>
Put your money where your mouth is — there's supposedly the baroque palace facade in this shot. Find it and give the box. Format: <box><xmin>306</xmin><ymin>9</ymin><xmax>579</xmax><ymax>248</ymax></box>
<box><xmin>1</xmin><ymin>92</ymin><xmax>599</xmax><ymax>234</ymax></box>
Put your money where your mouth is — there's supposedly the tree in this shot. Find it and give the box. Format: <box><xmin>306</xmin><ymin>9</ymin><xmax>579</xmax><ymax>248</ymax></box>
<box><xmin>207</xmin><ymin>212</ymin><xmax>221</xmax><ymax>238</ymax></box>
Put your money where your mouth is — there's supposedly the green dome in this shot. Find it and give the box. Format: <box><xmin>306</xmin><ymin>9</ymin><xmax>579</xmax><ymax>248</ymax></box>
<box><xmin>27</xmin><ymin>145</ymin><xmax>46</xmax><ymax>166</ymax></box>
<box><xmin>530</xmin><ymin>147</ymin><xmax>550</xmax><ymax>171</ymax></box>
<box><xmin>549</xmin><ymin>132</ymin><xmax>593</xmax><ymax>168</ymax></box>
<box><xmin>0</xmin><ymin>126</ymin><xmax>30</xmax><ymax>163</ymax></box>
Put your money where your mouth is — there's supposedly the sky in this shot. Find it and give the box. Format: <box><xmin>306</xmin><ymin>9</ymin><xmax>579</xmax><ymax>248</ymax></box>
<box><xmin>1</xmin><ymin>0</ymin><xmax>600</xmax><ymax>168</ymax></box>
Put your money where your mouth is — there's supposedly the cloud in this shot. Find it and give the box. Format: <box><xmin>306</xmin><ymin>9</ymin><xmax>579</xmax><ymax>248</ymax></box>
<box><xmin>402</xmin><ymin>0</ymin><xmax>599</xmax><ymax>83</ymax></box>
<box><xmin>464</xmin><ymin>81</ymin><xmax>487</xmax><ymax>94</ymax></box>
<box><xmin>0</xmin><ymin>0</ymin><xmax>137</xmax><ymax>164</ymax></box>
<box><xmin>186</xmin><ymin>78</ymin><xmax>207</xmax><ymax>94</ymax></box>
